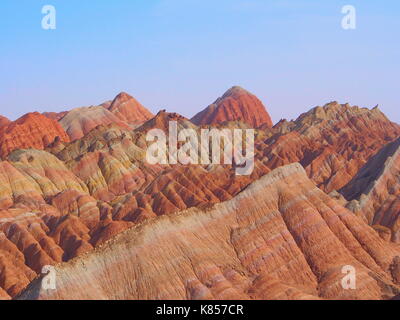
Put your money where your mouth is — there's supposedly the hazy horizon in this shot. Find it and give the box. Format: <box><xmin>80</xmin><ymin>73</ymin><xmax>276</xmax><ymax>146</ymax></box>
<box><xmin>1</xmin><ymin>0</ymin><xmax>399</xmax><ymax>123</ymax></box>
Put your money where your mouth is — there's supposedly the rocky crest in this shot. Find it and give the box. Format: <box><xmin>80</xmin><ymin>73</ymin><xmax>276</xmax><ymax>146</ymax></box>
<box><xmin>106</xmin><ymin>92</ymin><xmax>154</xmax><ymax>125</ymax></box>
<box><xmin>191</xmin><ymin>86</ymin><xmax>273</xmax><ymax>128</ymax></box>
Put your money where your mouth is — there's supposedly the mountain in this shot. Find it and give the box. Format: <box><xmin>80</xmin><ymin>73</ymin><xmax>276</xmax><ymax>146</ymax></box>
<box><xmin>106</xmin><ymin>92</ymin><xmax>154</xmax><ymax>125</ymax></box>
<box><xmin>18</xmin><ymin>164</ymin><xmax>400</xmax><ymax>300</ymax></box>
<box><xmin>256</xmin><ymin>102</ymin><xmax>400</xmax><ymax>193</ymax></box>
<box><xmin>0</xmin><ymin>112</ymin><xmax>70</xmax><ymax>159</ymax></box>
<box><xmin>57</xmin><ymin>92</ymin><xmax>153</xmax><ymax>141</ymax></box>
<box><xmin>340</xmin><ymin>137</ymin><xmax>400</xmax><ymax>242</ymax></box>
<box><xmin>59</xmin><ymin>106</ymin><xmax>130</xmax><ymax>141</ymax></box>
<box><xmin>0</xmin><ymin>91</ymin><xmax>399</xmax><ymax>300</ymax></box>
<box><xmin>0</xmin><ymin>115</ymin><xmax>10</xmax><ymax>127</ymax></box>
<box><xmin>42</xmin><ymin>111</ymin><xmax>68</xmax><ymax>121</ymax></box>
<box><xmin>191</xmin><ymin>86</ymin><xmax>273</xmax><ymax>128</ymax></box>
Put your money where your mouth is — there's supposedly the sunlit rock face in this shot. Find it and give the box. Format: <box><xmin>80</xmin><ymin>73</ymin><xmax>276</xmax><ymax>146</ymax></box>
<box><xmin>0</xmin><ymin>92</ymin><xmax>400</xmax><ymax>300</ymax></box>
<box><xmin>18</xmin><ymin>164</ymin><xmax>400</xmax><ymax>300</ymax></box>
<box><xmin>341</xmin><ymin>137</ymin><xmax>400</xmax><ymax>242</ymax></box>
<box><xmin>0</xmin><ymin>112</ymin><xmax>70</xmax><ymax>159</ymax></box>
<box><xmin>191</xmin><ymin>86</ymin><xmax>274</xmax><ymax>128</ymax></box>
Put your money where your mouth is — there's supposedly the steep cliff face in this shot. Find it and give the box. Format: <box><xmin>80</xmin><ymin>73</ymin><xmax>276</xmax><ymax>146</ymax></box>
<box><xmin>18</xmin><ymin>164</ymin><xmax>400</xmax><ymax>300</ymax></box>
<box><xmin>191</xmin><ymin>86</ymin><xmax>273</xmax><ymax>128</ymax></box>
<box><xmin>0</xmin><ymin>113</ymin><xmax>70</xmax><ymax>159</ymax></box>
<box><xmin>341</xmin><ymin>138</ymin><xmax>400</xmax><ymax>242</ymax></box>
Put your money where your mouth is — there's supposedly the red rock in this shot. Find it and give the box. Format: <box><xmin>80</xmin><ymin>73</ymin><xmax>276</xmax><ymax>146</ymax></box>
<box><xmin>257</xmin><ymin>102</ymin><xmax>400</xmax><ymax>193</ymax></box>
<box><xmin>0</xmin><ymin>112</ymin><xmax>70</xmax><ymax>159</ymax></box>
<box><xmin>59</xmin><ymin>106</ymin><xmax>130</xmax><ymax>141</ymax></box>
<box><xmin>17</xmin><ymin>164</ymin><xmax>400</xmax><ymax>300</ymax></box>
<box><xmin>341</xmin><ymin>138</ymin><xmax>400</xmax><ymax>242</ymax></box>
<box><xmin>0</xmin><ymin>95</ymin><xmax>399</xmax><ymax>300</ymax></box>
<box><xmin>191</xmin><ymin>86</ymin><xmax>273</xmax><ymax>128</ymax></box>
<box><xmin>0</xmin><ymin>116</ymin><xmax>10</xmax><ymax>128</ymax></box>
<box><xmin>42</xmin><ymin>111</ymin><xmax>68</xmax><ymax>121</ymax></box>
<box><xmin>106</xmin><ymin>92</ymin><xmax>154</xmax><ymax>125</ymax></box>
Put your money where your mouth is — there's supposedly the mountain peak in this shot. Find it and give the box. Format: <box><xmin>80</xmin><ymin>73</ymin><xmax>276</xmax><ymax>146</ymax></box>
<box><xmin>0</xmin><ymin>115</ymin><xmax>10</xmax><ymax>128</ymax></box>
<box><xmin>106</xmin><ymin>91</ymin><xmax>154</xmax><ymax>125</ymax></box>
<box><xmin>111</xmin><ymin>92</ymin><xmax>134</xmax><ymax>105</ymax></box>
<box><xmin>191</xmin><ymin>86</ymin><xmax>273</xmax><ymax>128</ymax></box>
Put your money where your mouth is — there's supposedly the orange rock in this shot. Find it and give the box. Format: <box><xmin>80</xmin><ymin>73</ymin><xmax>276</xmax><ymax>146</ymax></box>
<box><xmin>59</xmin><ymin>106</ymin><xmax>130</xmax><ymax>141</ymax></box>
<box><xmin>17</xmin><ymin>164</ymin><xmax>400</xmax><ymax>300</ymax></box>
<box><xmin>341</xmin><ymin>138</ymin><xmax>400</xmax><ymax>242</ymax></box>
<box><xmin>42</xmin><ymin>111</ymin><xmax>68</xmax><ymax>121</ymax></box>
<box><xmin>0</xmin><ymin>112</ymin><xmax>70</xmax><ymax>159</ymax></box>
<box><xmin>106</xmin><ymin>92</ymin><xmax>154</xmax><ymax>125</ymax></box>
<box><xmin>0</xmin><ymin>115</ymin><xmax>10</xmax><ymax>128</ymax></box>
<box><xmin>191</xmin><ymin>86</ymin><xmax>273</xmax><ymax>128</ymax></box>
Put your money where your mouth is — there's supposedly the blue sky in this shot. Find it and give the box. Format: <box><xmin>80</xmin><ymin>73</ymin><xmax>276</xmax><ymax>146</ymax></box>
<box><xmin>1</xmin><ymin>0</ymin><xmax>399</xmax><ymax>123</ymax></box>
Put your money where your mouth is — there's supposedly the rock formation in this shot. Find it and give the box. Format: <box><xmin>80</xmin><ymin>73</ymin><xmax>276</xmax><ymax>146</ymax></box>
<box><xmin>18</xmin><ymin>164</ymin><xmax>400</xmax><ymax>300</ymax></box>
<box><xmin>0</xmin><ymin>91</ymin><xmax>399</xmax><ymax>301</ymax></box>
<box><xmin>59</xmin><ymin>106</ymin><xmax>130</xmax><ymax>141</ymax></box>
<box><xmin>340</xmin><ymin>138</ymin><xmax>400</xmax><ymax>242</ymax></box>
<box><xmin>256</xmin><ymin>102</ymin><xmax>400</xmax><ymax>193</ymax></box>
<box><xmin>42</xmin><ymin>111</ymin><xmax>68</xmax><ymax>121</ymax></box>
<box><xmin>0</xmin><ymin>115</ymin><xmax>10</xmax><ymax>128</ymax></box>
<box><xmin>191</xmin><ymin>86</ymin><xmax>273</xmax><ymax>128</ymax></box>
<box><xmin>106</xmin><ymin>92</ymin><xmax>154</xmax><ymax>125</ymax></box>
<box><xmin>0</xmin><ymin>113</ymin><xmax>70</xmax><ymax>159</ymax></box>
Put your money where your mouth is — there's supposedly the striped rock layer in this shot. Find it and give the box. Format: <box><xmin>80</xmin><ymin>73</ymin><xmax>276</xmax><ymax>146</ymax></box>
<box><xmin>18</xmin><ymin>164</ymin><xmax>400</xmax><ymax>300</ymax></box>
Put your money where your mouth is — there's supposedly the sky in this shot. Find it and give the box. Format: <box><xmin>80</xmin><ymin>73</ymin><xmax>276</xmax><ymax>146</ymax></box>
<box><xmin>1</xmin><ymin>0</ymin><xmax>399</xmax><ymax>123</ymax></box>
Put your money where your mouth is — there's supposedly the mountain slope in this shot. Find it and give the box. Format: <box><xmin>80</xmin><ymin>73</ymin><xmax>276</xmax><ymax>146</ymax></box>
<box><xmin>106</xmin><ymin>92</ymin><xmax>154</xmax><ymax>125</ymax></box>
<box><xmin>0</xmin><ymin>113</ymin><xmax>70</xmax><ymax>159</ymax></box>
<box><xmin>18</xmin><ymin>164</ymin><xmax>400</xmax><ymax>300</ymax></box>
<box><xmin>341</xmin><ymin>138</ymin><xmax>400</xmax><ymax>242</ymax></box>
<box><xmin>191</xmin><ymin>86</ymin><xmax>273</xmax><ymax>128</ymax></box>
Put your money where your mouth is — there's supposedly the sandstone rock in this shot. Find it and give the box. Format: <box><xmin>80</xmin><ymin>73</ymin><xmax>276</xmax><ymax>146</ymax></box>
<box><xmin>42</xmin><ymin>111</ymin><xmax>68</xmax><ymax>121</ymax></box>
<box><xmin>17</xmin><ymin>164</ymin><xmax>400</xmax><ymax>300</ymax></box>
<box><xmin>191</xmin><ymin>86</ymin><xmax>273</xmax><ymax>128</ymax></box>
<box><xmin>0</xmin><ymin>113</ymin><xmax>70</xmax><ymax>159</ymax></box>
<box><xmin>106</xmin><ymin>92</ymin><xmax>154</xmax><ymax>125</ymax></box>
<box><xmin>258</xmin><ymin>102</ymin><xmax>400</xmax><ymax>193</ymax></box>
<box><xmin>341</xmin><ymin>138</ymin><xmax>400</xmax><ymax>242</ymax></box>
<box><xmin>0</xmin><ymin>115</ymin><xmax>10</xmax><ymax>128</ymax></box>
<box><xmin>59</xmin><ymin>106</ymin><xmax>130</xmax><ymax>141</ymax></box>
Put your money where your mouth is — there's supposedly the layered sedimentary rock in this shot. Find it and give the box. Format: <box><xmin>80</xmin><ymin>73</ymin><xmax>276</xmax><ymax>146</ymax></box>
<box><xmin>191</xmin><ymin>86</ymin><xmax>273</xmax><ymax>128</ymax></box>
<box><xmin>0</xmin><ymin>113</ymin><xmax>70</xmax><ymax>159</ymax></box>
<box><xmin>0</xmin><ymin>115</ymin><xmax>10</xmax><ymax>127</ymax></box>
<box><xmin>42</xmin><ymin>111</ymin><xmax>68</xmax><ymax>121</ymax></box>
<box><xmin>59</xmin><ymin>106</ymin><xmax>130</xmax><ymax>141</ymax></box>
<box><xmin>106</xmin><ymin>92</ymin><xmax>154</xmax><ymax>125</ymax></box>
<box><xmin>341</xmin><ymin>138</ymin><xmax>400</xmax><ymax>242</ymax></box>
<box><xmin>1</xmin><ymin>92</ymin><xmax>399</xmax><ymax>301</ymax></box>
<box><xmin>18</xmin><ymin>164</ymin><xmax>400</xmax><ymax>300</ymax></box>
<box><xmin>257</xmin><ymin>102</ymin><xmax>400</xmax><ymax>193</ymax></box>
